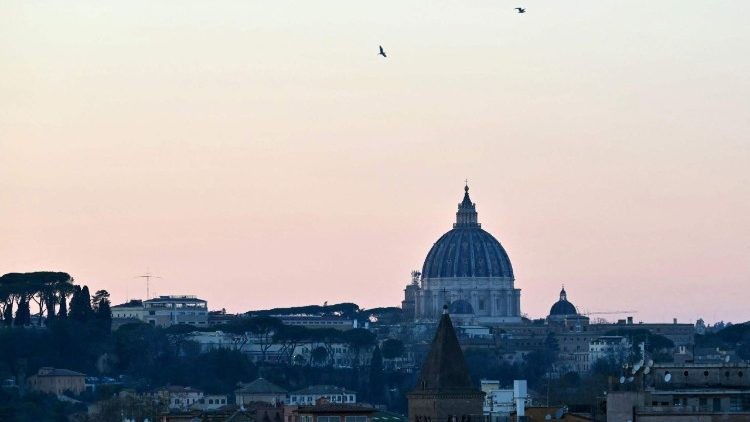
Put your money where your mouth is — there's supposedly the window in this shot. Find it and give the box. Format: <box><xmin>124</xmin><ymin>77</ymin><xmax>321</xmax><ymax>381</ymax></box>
<box><xmin>345</xmin><ymin>417</ymin><xmax>367</xmax><ymax>422</ymax></box>
<box><xmin>318</xmin><ymin>417</ymin><xmax>340</xmax><ymax>422</ymax></box>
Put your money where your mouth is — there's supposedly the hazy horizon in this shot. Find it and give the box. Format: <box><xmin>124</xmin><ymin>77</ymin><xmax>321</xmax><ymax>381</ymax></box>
<box><xmin>2</xmin><ymin>1</ymin><xmax>748</xmax><ymax>324</ymax></box>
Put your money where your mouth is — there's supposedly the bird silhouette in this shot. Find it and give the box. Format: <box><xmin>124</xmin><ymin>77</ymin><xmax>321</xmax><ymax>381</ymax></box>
<box><xmin>515</xmin><ymin>7</ymin><xmax>526</xmax><ymax>13</ymax></box>
<box><xmin>379</xmin><ymin>45</ymin><xmax>387</xmax><ymax>58</ymax></box>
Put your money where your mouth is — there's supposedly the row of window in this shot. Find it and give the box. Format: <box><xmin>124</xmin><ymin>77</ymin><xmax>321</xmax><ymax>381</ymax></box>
<box><xmin>291</xmin><ymin>395</ymin><xmax>355</xmax><ymax>403</ymax></box>
<box><xmin>300</xmin><ymin>416</ymin><xmax>367</xmax><ymax>422</ymax></box>
<box><xmin>663</xmin><ymin>370</ymin><xmax>744</xmax><ymax>378</ymax></box>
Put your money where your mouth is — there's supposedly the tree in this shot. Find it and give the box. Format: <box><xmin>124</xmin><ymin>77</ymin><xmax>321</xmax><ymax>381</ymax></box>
<box><xmin>368</xmin><ymin>345</ymin><xmax>385</xmax><ymax>403</ymax></box>
<box><xmin>92</xmin><ymin>290</ymin><xmax>112</xmax><ymax>330</ymax></box>
<box><xmin>92</xmin><ymin>290</ymin><xmax>110</xmax><ymax>312</ymax></box>
<box><xmin>57</xmin><ymin>295</ymin><xmax>67</xmax><ymax>318</ymax></box>
<box><xmin>343</xmin><ymin>328</ymin><xmax>376</xmax><ymax>368</ymax></box>
<box><xmin>381</xmin><ymin>339</ymin><xmax>405</xmax><ymax>359</ymax></box>
<box><xmin>224</xmin><ymin>316</ymin><xmax>282</xmax><ymax>363</ymax></box>
<box><xmin>14</xmin><ymin>299</ymin><xmax>31</xmax><ymax>326</ymax></box>
<box><xmin>273</xmin><ymin>325</ymin><xmax>311</xmax><ymax>364</ymax></box>
<box><xmin>311</xmin><ymin>346</ymin><xmax>329</xmax><ymax>366</ymax></box>
<box><xmin>3</xmin><ymin>301</ymin><xmax>12</xmax><ymax>326</ymax></box>
<box><xmin>69</xmin><ymin>285</ymin><xmax>94</xmax><ymax>322</ymax></box>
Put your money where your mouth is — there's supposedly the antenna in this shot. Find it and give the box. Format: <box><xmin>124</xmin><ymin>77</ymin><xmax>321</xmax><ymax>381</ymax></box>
<box><xmin>136</xmin><ymin>271</ymin><xmax>161</xmax><ymax>300</ymax></box>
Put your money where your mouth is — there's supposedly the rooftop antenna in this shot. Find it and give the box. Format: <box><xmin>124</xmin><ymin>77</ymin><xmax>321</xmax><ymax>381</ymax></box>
<box><xmin>136</xmin><ymin>271</ymin><xmax>161</xmax><ymax>300</ymax></box>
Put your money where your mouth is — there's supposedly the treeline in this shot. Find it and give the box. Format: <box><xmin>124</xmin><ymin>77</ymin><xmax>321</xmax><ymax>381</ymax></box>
<box><xmin>166</xmin><ymin>316</ymin><xmax>398</xmax><ymax>367</ymax></box>
<box><xmin>696</xmin><ymin>321</ymin><xmax>750</xmax><ymax>360</ymax></box>
<box><xmin>0</xmin><ymin>272</ymin><xmax>111</xmax><ymax>329</ymax></box>
<box><xmin>244</xmin><ymin>303</ymin><xmax>403</xmax><ymax>325</ymax></box>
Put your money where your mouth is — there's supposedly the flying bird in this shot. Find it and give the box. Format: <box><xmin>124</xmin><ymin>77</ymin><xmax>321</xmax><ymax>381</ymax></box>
<box><xmin>515</xmin><ymin>7</ymin><xmax>526</xmax><ymax>13</ymax></box>
<box><xmin>379</xmin><ymin>45</ymin><xmax>387</xmax><ymax>58</ymax></box>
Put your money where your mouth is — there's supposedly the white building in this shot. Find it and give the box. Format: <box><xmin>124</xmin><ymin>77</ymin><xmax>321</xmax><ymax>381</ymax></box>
<box><xmin>196</xmin><ymin>394</ymin><xmax>228</xmax><ymax>410</ymax></box>
<box><xmin>288</xmin><ymin>385</ymin><xmax>356</xmax><ymax>405</ymax></box>
<box><xmin>589</xmin><ymin>336</ymin><xmax>631</xmax><ymax>366</ymax></box>
<box><xmin>112</xmin><ymin>295</ymin><xmax>208</xmax><ymax>328</ymax></box>
<box><xmin>112</xmin><ymin>300</ymin><xmax>147</xmax><ymax>320</ymax></box>
<box><xmin>152</xmin><ymin>386</ymin><xmax>204</xmax><ymax>410</ymax></box>
<box><xmin>481</xmin><ymin>380</ymin><xmax>529</xmax><ymax>422</ymax></box>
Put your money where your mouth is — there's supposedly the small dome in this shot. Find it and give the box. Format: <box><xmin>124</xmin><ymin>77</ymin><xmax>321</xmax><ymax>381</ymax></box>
<box><xmin>549</xmin><ymin>287</ymin><xmax>578</xmax><ymax>316</ymax></box>
<box><xmin>449</xmin><ymin>300</ymin><xmax>474</xmax><ymax>315</ymax></box>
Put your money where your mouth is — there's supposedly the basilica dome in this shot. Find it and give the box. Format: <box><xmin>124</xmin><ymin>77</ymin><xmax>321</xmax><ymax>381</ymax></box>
<box><xmin>421</xmin><ymin>185</ymin><xmax>514</xmax><ymax>280</ymax></box>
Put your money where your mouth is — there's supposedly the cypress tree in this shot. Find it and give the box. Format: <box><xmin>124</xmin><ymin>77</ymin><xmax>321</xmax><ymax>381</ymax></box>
<box><xmin>69</xmin><ymin>286</ymin><xmax>84</xmax><ymax>322</ymax></box>
<box><xmin>15</xmin><ymin>299</ymin><xmax>31</xmax><ymax>326</ymax></box>
<box><xmin>58</xmin><ymin>295</ymin><xmax>67</xmax><ymax>317</ymax></box>
<box><xmin>80</xmin><ymin>286</ymin><xmax>93</xmax><ymax>318</ymax></box>
<box><xmin>368</xmin><ymin>345</ymin><xmax>385</xmax><ymax>403</ymax></box>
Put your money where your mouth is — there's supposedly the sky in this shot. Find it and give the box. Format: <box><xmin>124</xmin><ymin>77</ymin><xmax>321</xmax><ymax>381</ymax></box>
<box><xmin>1</xmin><ymin>1</ymin><xmax>749</xmax><ymax>324</ymax></box>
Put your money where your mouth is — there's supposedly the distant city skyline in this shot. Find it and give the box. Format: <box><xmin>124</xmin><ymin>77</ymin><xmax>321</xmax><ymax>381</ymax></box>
<box><xmin>2</xmin><ymin>1</ymin><xmax>748</xmax><ymax>324</ymax></box>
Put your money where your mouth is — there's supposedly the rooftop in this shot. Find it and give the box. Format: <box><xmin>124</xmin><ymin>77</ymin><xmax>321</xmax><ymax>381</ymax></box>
<box><xmin>35</xmin><ymin>367</ymin><xmax>85</xmax><ymax>377</ymax></box>
<box><xmin>294</xmin><ymin>404</ymin><xmax>374</xmax><ymax>414</ymax></box>
<box><xmin>145</xmin><ymin>295</ymin><xmax>207</xmax><ymax>304</ymax></box>
<box><xmin>291</xmin><ymin>385</ymin><xmax>356</xmax><ymax>395</ymax></box>
<box><xmin>236</xmin><ymin>378</ymin><xmax>287</xmax><ymax>394</ymax></box>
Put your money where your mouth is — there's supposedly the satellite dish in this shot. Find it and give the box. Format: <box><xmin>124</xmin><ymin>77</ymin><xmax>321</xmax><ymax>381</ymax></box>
<box><xmin>664</xmin><ymin>373</ymin><xmax>672</xmax><ymax>382</ymax></box>
<box><xmin>644</xmin><ymin>366</ymin><xmax>651</xmax><ymax>375</ymax></box>
<box><xmin>627</xmin><ymin>377</ymin><xmax>635</xmax><ymax>383</ymax></box>
<box><xmin>619</xmin><ymin>376</ymin><xmax>626</xmax><ymax>384</ymax></box>
<box><xmin>632</xmin><ymin>362</ymin><xmax>642</xmax><ymax>374</ymax></box>
<box><xmin>725</xmin><ymin>355</ymin><xmax>731</xmax><ymax>363</ymax></box>
<box><xmin>647</xmin><ymin>359</ymin><xmax>654</xmax><ymax>367</ymax></box>
<box><xmin>554</xmin><ymin>408</ymin><xmax>565</xmax><ymax>419</ymax></box>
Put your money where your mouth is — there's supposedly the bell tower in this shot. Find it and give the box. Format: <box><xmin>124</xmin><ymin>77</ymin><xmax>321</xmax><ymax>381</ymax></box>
<box><xmin>407</xmin><ymin>306</ymin><xmax>484</xmax><ymax>422</ymax></box>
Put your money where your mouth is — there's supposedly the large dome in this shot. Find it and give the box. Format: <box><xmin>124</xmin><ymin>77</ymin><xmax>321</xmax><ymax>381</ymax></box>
<box><xmin>421</xmin><ymin>185</ymin><xmax>514</xmax><ymax>280</ymax></box>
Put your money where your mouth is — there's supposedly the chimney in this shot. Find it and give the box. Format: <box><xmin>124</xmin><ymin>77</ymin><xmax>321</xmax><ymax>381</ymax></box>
<box><xmin>627</xmin><ymin>316</ymin><xmax>633</xmax><ymax>325</ymax></box>
<box><xmin>673</xmin><ymin>318</ymin><xmax>677</xmax><ymax>324</ymax></box>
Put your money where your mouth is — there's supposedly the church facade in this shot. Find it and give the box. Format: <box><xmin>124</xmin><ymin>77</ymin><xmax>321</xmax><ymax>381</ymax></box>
<box><xmin>403</xmin><ymin>185</ymin><xmax>522</xmax><ymax>324</ymax></box>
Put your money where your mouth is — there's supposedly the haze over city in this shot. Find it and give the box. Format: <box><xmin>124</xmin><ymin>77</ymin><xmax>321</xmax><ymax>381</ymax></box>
<box><xmin>2</xmin><ymin>0</ymin><xmax>749</xmax><ymax>323</ymax></box>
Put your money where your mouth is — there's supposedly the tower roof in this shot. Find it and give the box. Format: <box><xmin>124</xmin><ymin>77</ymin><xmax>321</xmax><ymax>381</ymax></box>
<box><xmin>455</xmin><ymin>184</ymin><xmax>479</xmax><ymax>228</ymax></box>
<box><xmin>412</xmin><ymin>308</ymin><xmax>476</xmax><ymax>393</ymax></box>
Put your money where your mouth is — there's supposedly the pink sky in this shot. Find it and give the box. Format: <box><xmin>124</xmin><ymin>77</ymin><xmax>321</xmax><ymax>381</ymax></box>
<box><xmin>1</xmin><ymin>1</ymin><xmax>748</xmax><ymax>324</ymax></box>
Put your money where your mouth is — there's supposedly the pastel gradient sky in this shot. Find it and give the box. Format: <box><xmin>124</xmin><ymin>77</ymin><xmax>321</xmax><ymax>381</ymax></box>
<box><xmin>2</xmin><ymin>1</ymin><xmax>748</xmax><ymax>323</ymax></box>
